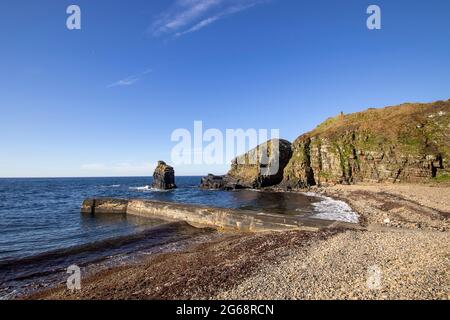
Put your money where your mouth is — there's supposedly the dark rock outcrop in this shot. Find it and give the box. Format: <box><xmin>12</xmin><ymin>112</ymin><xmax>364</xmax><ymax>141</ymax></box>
<box><xmin>200</xmin><ymin>174</ymin><xmax>227</xmax><ymax>190</ymax></box>
<box><xmin>152</xmin><ymin>161</ymin><xmax>177</xmax><ymax>190</ymax></box>
<box><xmin>200</xmin><ymin>139</ymin><xmax>292</xmax><ymax>190</ymax></box>
<box><xmin>281</xmin><ymin>99</ymin><xmax>450</xmax><ymax>188</ymax></box>
<box><xmin>199</xmin><ymin>174</ymin><xmax>249</xmax><ymax>190</ymax></box>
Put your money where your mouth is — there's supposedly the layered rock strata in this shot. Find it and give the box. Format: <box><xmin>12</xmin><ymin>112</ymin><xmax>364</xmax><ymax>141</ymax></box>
<box><xmin>152</xmin><ymin>161</ymin><xmax>177</xmax><ymax>190</ymax></box>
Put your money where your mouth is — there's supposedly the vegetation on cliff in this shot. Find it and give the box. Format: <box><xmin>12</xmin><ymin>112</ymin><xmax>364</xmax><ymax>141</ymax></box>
<box><xmin>282</xmin><ymin>99</ymin><xmax>450</xmax><ymax>188</ymax></box>
<box><xmin>200</xmin><ymin>99</ymin><xmax>450</xmax><ymax>190</ymax></box>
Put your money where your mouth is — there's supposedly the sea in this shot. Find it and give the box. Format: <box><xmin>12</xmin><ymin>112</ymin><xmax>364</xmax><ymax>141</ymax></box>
<box><xmin>0</xmin><ymin>176</ymin><xmax>358</xmax><ymax>298</ymax></box>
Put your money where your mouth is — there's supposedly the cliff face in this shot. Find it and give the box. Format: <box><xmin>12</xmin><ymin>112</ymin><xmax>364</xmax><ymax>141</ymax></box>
<box><xmin>227</xmin><ymin>139</ymin><xmax>292</xmax><ymax>188</ymax></box>
<box><xmin>282</xmin><ymin>100</ymin><xmax>450</xmax><ymax>188</ymax></box>
<box><xmin>200</xmin><ymin>139</ymin><xmax>292</xmax><ymax>190</ymax></box>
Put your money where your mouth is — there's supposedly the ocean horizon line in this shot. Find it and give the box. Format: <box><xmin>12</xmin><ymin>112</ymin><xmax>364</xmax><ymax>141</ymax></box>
<box><xmin>0</xmin><ymin>175</ymin><xmax>212</xmax><ymax>179</ymax></box>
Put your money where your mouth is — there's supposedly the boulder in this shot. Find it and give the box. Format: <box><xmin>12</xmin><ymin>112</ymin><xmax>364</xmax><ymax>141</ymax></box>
<box><xmin>200</xmin><ymin>174</ymin><xmax>227</xmax><ymax>190</ymax></box>
<box><xmin>199</xmin><ymin>174</ymin><xmax>249</xmax><ymax>190</ymax></box>
<box><xmin>152</xmin><ymin>161</ymin><xmax>177</xmax><ymax>190</ymax></box>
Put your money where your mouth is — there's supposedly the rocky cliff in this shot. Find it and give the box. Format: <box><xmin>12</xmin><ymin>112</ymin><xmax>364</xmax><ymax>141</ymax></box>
<box><xmin>200</xmin><ymin>139</ymin><xmax>292</xmax><ymax>190</ymax></box>
<box><xmin>201</xmin><ymin>100</ymin><xmax>449</xmax><ymax>190</ymax></box>
<box><xmin>282</xmin><ymin>99</ymin><xmax>450</xmax><ymax>188</ymax></box>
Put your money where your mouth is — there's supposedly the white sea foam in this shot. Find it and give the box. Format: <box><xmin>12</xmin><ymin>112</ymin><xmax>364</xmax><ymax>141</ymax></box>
<box><xmin>302</xmin><ymin>192</ymin><xmax>359</xmax><ymax>223</ymax></box>
<box><xmin>100</xmin><ymin>184</ymin><xmax>121</xmax><ymax>188</ymax></box>
<box><xmin>129</xmin><ymin>186</ymin><xmax>172</xmax><ymax>192</ymax></box>
<box><xmin>129</xmin><ymin>185</ymin><xmax>152</xmax><ymax>192</ymax></box>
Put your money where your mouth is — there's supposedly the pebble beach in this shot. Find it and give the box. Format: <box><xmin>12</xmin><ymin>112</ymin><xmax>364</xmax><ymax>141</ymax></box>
<box><xmin>26</xmin><ymin>183</ymin><xmax>449</xmax><ymax>300</ymax></box>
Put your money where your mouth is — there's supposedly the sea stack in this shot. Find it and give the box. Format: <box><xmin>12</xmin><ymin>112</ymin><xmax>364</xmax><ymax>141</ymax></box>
<box><xmin>152</xmin><ymin>161</ymin><xmax>177</xmax><ymax>190</ymax></box>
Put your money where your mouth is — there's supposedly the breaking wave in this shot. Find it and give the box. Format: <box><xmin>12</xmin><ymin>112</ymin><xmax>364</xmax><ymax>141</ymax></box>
<box><xmin>128</xmin><ymin>186</ymin><xmax>171</xmax><ymax>192</ymax></box>
<box><xmin>129</xmin><ymin>185</ymin><xmax>152</xmax><ymax>192</ymax></box>
<box><xmin>302</xmin><ymin>192</ymin><xmax>359</xmax><ymax>223</ymax></box>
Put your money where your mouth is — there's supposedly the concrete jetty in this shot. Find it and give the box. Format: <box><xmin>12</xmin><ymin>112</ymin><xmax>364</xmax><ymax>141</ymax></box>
<box><xmin>81</xmin><ymin>198</ymin><xmax>363</xmax><ymax>233</ymax></box>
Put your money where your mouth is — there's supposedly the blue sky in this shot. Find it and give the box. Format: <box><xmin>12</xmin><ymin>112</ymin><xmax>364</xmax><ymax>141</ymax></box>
<box><xmin>1</xmin><ymin>0</ymin><xmax>449</xmax><ymax>177</ymax></box>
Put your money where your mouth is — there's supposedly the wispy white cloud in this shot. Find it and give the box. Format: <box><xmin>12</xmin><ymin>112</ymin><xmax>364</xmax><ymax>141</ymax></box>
<box><xmin>150</xmin><ymin>0</ymin><xmax>268</xmax><ymax>37</ymax></box>
<box><xmin>108</xmin><ymin>76</ymin><xmax>139</xmax><ymax>88</ymax></box>
<box><xmin>108</xmin><ymin>68</ymin><xmax>152</xmax><ymax>88</ymax></box>
<box><xmin>176</xmin><ymin>16</ymin><xmax>220</xmax><ymax>37</ymax></box>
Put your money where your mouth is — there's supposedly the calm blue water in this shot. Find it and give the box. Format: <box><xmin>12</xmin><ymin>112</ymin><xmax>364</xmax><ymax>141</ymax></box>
<box><xmin>0</xmin><ymin>177</ymin><xmax>317</xmax><ymax>264</ymax></box>
<box><xmin>0</xmin><ymin>177</ymin><xmax>357</xmax><ymax>298</ymax></box>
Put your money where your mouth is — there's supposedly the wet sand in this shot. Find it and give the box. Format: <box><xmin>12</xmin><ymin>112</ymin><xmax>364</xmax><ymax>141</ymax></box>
<box><xmin>25</xmin><ymin>183</ymin><xmax>449</xmax><ymax>300</ymax></box>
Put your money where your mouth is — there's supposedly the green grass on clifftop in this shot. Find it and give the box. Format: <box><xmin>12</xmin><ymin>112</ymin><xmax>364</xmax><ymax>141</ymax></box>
<box><xmin>299</xmin><ymin>99</ymin><xmax>450</xmax><ymax>157</ymax></box>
